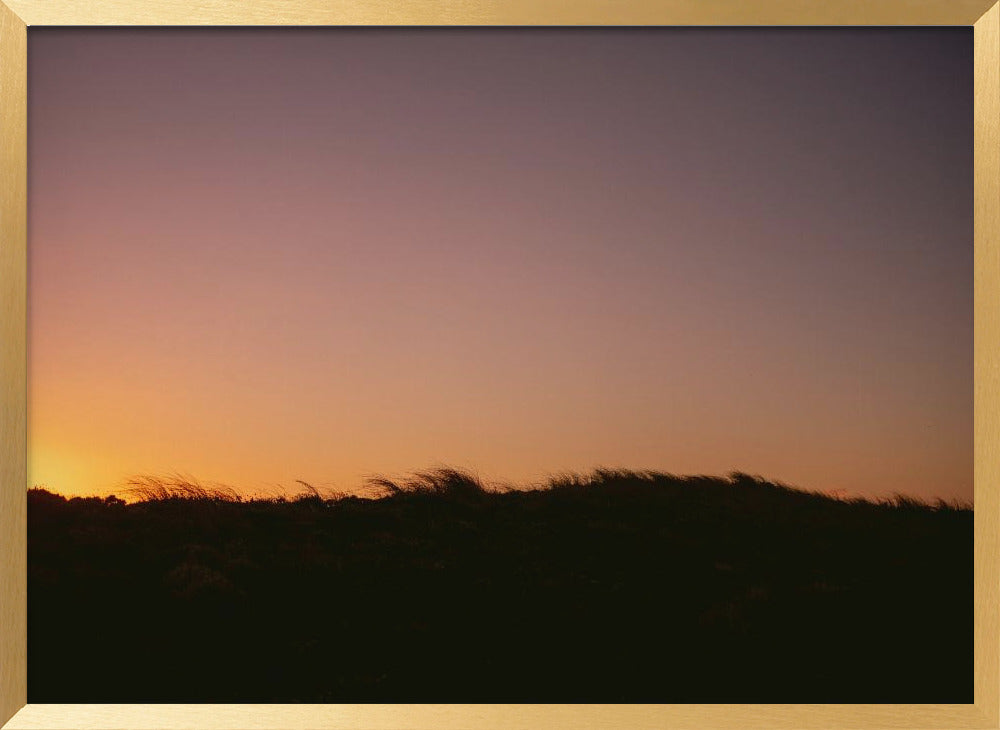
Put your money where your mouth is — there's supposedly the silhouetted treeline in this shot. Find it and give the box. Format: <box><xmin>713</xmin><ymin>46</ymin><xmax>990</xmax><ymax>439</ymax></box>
<box><xmin>28</xmin><ymin>469</ymin><xmax>971</xmax><ymax>702</ymax></box>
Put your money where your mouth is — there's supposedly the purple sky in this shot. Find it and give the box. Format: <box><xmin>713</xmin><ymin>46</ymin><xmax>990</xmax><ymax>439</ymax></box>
<box><xmin>27</xmin><ymin>28</ymin><xmax>973</xmax><ymax>501</ymax></box>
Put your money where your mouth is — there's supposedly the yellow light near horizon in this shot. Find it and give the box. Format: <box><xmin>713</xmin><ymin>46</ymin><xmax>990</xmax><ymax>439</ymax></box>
<box><xmin>28</xmin><ymin>445</ymin><xmax>109</xmax><ymax>497</ymax></box>
<box><xmin>28</xmin><ymin>446</ymin><xmax>70</xmax><ymax>493</ymax></box>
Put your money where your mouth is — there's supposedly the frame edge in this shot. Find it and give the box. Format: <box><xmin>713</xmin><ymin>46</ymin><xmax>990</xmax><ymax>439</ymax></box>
<box><xmin>0</xmin><ymin>0</ymin><xmax>28</xmax><ymax>727</ymax></box>
<box><xmin>3</xmin><ymin>0</ymin><xmax>999</xmax><ymax>27</ymax></box>
<box><xmin>975</xmin><ymin>2</ymin><xmax>1000</xmax><ymax>725</ymax></box>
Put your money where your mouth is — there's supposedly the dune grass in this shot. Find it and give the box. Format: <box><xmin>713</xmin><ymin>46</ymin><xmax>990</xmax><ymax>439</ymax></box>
<box><xmin>27</xmin><ymin>467</ymin><xmax>971</xmax><ymax>703</ymax></box>
<box><xmin>43</xmin><ymin>466</ymin><xmax>970</xmax><ymax>510</ymax></box>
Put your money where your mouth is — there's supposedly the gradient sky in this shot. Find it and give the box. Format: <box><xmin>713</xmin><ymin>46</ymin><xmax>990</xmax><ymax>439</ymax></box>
<box><xmin>27</xmin><ymin>28</ymin><xmax>972</xmax><ymax>501</ymax></box>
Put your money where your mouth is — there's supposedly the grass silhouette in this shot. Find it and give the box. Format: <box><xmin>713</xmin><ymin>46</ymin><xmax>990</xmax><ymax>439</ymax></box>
<box><xmin>27</xmin><ymin>468</ymin><xmax>971</xmax><ymax>702</ymax></box>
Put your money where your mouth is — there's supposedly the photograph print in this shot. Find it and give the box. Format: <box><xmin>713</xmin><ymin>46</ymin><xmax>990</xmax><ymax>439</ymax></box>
<box><xmin>26</xmin><ymin>28</ymin><xmax>972</xmax><ymax>702</ymax></box>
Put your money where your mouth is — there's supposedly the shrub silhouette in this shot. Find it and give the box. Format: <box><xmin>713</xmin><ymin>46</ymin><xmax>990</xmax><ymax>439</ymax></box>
<box><xmin>27</xmin><ymin>468</ymin><xmax>971</xmax><ymax>703</ymax></box>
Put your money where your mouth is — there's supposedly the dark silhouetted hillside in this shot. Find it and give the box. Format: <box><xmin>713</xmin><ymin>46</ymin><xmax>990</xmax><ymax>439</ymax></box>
<box><xmin>27</xmin><ymin>469</ymin><xmax>971</xmax><ymax>702</ymax></box>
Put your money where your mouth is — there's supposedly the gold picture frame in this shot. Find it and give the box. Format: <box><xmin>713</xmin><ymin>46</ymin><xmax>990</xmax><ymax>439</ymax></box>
<box><xmin>2</xmin><ymin>2</ymin><xmax>997</xmax><ymax>728</ymax></box>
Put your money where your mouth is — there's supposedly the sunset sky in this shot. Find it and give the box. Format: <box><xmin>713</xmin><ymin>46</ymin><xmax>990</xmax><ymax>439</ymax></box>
<box><xmin>27</xmin><ymin>28</ymin><xmax>972</xmax><ymax>501</ymax></box>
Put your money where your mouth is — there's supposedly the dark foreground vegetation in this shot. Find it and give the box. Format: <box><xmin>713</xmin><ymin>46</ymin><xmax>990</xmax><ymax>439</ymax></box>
<box><xmin>28</xmin><ymin>469</ymin><xmax>971</xmax><ymax>702</ymax></box>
